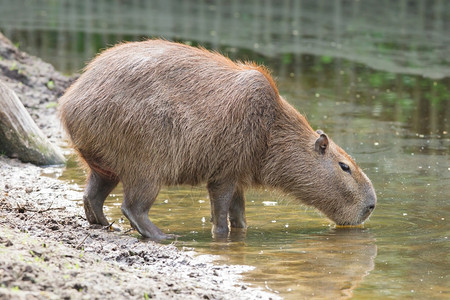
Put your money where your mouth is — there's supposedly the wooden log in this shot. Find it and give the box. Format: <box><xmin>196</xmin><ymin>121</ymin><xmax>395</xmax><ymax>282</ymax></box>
<box><xmin>0</xmin><ymin>80</ymin><xmax>65</xmax><ymax>165</ymax></box>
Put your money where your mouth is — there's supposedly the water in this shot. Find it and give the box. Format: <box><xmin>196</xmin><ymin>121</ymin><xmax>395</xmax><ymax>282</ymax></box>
<box><xmin>1</xmin><ymin>1</ymin><xmax>449</xmax><ymax>299</ymax></box>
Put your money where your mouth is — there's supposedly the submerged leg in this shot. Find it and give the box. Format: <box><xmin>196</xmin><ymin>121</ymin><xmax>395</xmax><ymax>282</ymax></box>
<box><xmin>121</xmin><ymin>181</ymin><xmax>170</xmax><ymax>241</ymax></box>
<box><xmin>207</xmin><ymin>180</ymin><xmax>236</xmax><ymax>236</ymax></box>
<box><xmin>83</xmin><ymin>170</ymin><xmax>119</xmax><ymax>226</ymax></box>
<box><xmin>229</xmin><ymin>185</ymin><xmax>247</xmax><ymax>229</ymax></box>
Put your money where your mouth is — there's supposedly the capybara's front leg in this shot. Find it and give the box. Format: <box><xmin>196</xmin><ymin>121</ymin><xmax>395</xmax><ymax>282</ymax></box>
<box><xmin>229</xmin><ymin>185</ymin><xmax>247</xmax><ymax>229</ymax></box>
<box><xmin>207</xmin><ymin>180</ymin><xmax>235</xmax><ymax>236</ymax></box>
<box><xmin>121</xmin><ymin>182</ymin><xmax>171</xmax><ymax>240</ymax></box>
<box><xmin>83</xmin><ymin>170</ymin><xmax>119</xmax><ymax>226</ymax></box>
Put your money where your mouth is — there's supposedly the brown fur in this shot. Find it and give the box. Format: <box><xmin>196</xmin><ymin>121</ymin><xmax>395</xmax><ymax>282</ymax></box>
<box><xmin>59</xmin><ymin>39</ymin><xmax>376</xmax><ymax>240</ymax></box>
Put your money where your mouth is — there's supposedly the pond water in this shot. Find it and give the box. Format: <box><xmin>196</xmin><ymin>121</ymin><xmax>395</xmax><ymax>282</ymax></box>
<box><xmin>1</xmin><ymin>1</ymin><xmax>449</xmax><ymax>299</ymax></box>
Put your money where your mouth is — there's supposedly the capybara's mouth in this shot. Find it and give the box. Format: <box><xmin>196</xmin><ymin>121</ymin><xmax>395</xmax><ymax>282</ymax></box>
<box><xmin>335</xmin><ymin>221</ymin><xmax>363</xmax><ymax>227</ymax></box>
<box><xmin>333</xmin><ymin>207</ymin><xmax>374</xmax><ymax>227</ymax></box>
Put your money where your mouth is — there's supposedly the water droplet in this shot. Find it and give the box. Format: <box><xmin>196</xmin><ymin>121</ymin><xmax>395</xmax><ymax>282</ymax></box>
<box><xmin>271</xmin><ymin>220</ymin><xmax>277</xmax><ymax>223</ymax></box>
<box><xmin>374</xmin><ymin>142</ymin><xmax>379</xmax><ymax>146</ymax></box>
<box><xmin>403</xmin><ymin>213</ymin><xmax>408</xmax><ymax>216</ymax></box>
<box><xmin>164</xmin><ymin>199</ymin><xmax>168</xmax><ymax>203</ymax></box>
<box><xmin>285</xmin><ymin>224</ymin><xmax>289</xmax><ymax>228</ymax></box>
<box><xmin>201</xmin><ymin>217</ymin><xmax>206</xmax><ymax>223</ymax></box>
<box><xmin>315</xmin><ymin>93</ymin><xmax>320</xmax><ymax>98</ymax></box>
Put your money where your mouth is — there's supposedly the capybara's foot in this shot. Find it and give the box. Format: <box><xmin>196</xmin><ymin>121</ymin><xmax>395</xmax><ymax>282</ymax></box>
<box><xmin>122</xmin><ymin>204</ymin><xmax>170</xmax><ymax>241</ymax></box>
<box><xmin>141</xmin><ymin>230</ymin><xmax>177</xmax><ymax>241</ymax></box>
<box><xmin>143</xmin><ymin>233</ymin><xmax>179</xmax><ymax>241</ymax></box>
<box><xmin>212</xmin><ymin>224</ymin><xmax>229</xmax><ymax>236</ymax></box>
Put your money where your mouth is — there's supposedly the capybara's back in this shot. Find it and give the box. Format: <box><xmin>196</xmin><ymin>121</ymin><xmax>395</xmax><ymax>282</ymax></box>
<box><xmin>60</xmin><ymin>40</ymin><xmax>277</xmax><ymax>186</ymax></box>
<box><xmin>59</xmin><ymin>40</ymin><xmax>376</xmax><ymax>240</ymax></box>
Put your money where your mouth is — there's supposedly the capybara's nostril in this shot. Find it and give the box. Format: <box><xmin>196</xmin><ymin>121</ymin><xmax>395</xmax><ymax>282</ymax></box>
<box><xmin>359</xmin><ymin>204</ymin><xmax>375</xmax><ymax>223</ymax></box>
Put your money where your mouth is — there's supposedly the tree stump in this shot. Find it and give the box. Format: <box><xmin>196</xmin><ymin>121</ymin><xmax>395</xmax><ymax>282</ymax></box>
<box><xmin>0</xmin><ymin>80</ymin><xmax>65</xmax><ymax>165</ymax></box>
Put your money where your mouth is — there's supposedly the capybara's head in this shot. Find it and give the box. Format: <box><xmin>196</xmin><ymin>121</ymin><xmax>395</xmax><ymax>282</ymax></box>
<box><xmin>303</xmin><ymin>130</ymin><xmax>377</xmax><ymax>225</ymax></box>
<box><xmin>265</xmin><ymin>127</ymin><xmax>377</xmax><ymax>226</ymax></box>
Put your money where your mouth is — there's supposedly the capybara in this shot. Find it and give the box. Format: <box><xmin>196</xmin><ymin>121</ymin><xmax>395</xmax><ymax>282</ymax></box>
<box><xmin>59</xmin><ymin>39</ymin><xmax>376</xmax><ymax>240</ymax></box>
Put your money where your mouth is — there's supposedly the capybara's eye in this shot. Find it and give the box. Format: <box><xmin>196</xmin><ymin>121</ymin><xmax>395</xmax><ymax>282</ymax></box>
<box><xmin>339</xmin><ymin>162</ymin><xmax>351</xmax><ymax>174</ymax></box>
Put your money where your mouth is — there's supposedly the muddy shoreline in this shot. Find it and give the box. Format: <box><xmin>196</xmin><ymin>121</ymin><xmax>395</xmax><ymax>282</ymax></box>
<box><xmin>0</xmin><ymin>33</ymin><xmax>278</xmax><ymax>299</ymax></box>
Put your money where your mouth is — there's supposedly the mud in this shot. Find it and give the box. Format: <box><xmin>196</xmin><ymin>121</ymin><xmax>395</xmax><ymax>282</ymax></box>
<box><xmin>0</xmin><ymin>33</ymin><xmax>278</xmax><ymax>299</ymax></box>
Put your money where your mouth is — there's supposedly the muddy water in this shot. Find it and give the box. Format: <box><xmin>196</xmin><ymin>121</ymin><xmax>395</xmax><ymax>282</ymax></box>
<box><xmin>2</xmin><ymin>0</ymin><xmax>450</xmax><ymax>298</ymax></box>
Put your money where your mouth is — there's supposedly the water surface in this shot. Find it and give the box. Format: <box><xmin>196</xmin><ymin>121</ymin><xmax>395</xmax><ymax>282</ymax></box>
<box><xmin>1</xmin><ymin>1</ymin><xmax>449</xmax><ymax>299</ymax></box>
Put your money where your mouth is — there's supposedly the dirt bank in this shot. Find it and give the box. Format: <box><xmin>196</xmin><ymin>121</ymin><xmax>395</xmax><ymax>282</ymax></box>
<box><xmin>0</xmin><ymin>33</ymin><xmax>278</xmax><ymax>299</ymax></box>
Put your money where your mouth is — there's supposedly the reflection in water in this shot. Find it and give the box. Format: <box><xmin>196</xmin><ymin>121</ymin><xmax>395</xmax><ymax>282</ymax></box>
<box><xmin>211</xmin><ymin>228</ymin><xmax>377</xmax><ymax>300</ymax></box>
<box><xmin>3</xmin><ymin>0</ymin><xmax>450</xmax><ymax>298</ymax></box>
<box><xmin>1</xmin><ymin>0</ymin><xmax>449</xmax><ymax>78</ymax></box>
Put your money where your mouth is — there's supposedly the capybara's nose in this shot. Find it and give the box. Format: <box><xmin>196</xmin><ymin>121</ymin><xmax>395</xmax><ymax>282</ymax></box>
<box><xmin>363</xmin><ymin>204</ymin><xmax>375</xmax><ymax>218</ymax></box>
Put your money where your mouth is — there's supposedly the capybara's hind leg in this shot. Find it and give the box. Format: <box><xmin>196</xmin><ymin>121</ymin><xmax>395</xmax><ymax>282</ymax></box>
<box><xmin>229</xmin><ymin>185</ymin><xmax>247</xmax><ymax>229</ymax></box>
<box><xmin>121</xmin><ymin>182</ymin><xmax>171</xmax><ymax>240</ymax></box>
<box><xmin>83</xmin><ymin>170</ymin><xmax>119</xmax><ymax>226</ymax></box>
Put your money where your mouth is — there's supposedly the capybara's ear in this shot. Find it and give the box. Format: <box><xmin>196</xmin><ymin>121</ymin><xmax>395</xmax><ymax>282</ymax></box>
<box><xmin>315</xmin><ymin>132</ymin><xmax>329</xmax><ymax>155</ymax></box>
<box><xmin>316</xmin><ymin>129</ymin><xmax>324</xmax><ymax>135</ymax></box>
